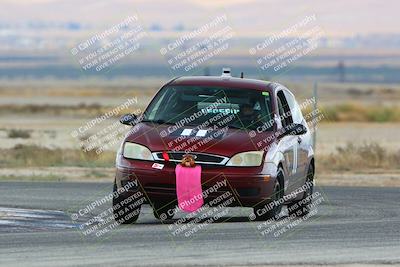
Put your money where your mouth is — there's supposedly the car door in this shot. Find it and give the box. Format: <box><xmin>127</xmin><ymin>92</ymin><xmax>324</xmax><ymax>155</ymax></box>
<box><xmin>276</xmin><ymin>89</ymin><xmax>299</xmax><ymax>194</ymax></box>
<box><xmin>283</xmin><ymin>89</ymin><xmax>308</xmax><ymax>186</ymax></box>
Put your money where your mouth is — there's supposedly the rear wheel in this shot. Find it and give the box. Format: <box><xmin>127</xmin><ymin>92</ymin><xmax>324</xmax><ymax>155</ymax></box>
<box><xmin>253</xmin><ymin>170</ymin><xmax>284</xmax><ymax>221</ymax></box>
<box><xmin>112</xmin><ymin>181</ymin><xmax>142</xmax><ymax>224</ymax></box>
<box><xmin>288</xmin><ymin>164</ymin><xmax>314</xmax><ymax>217</ymax></box>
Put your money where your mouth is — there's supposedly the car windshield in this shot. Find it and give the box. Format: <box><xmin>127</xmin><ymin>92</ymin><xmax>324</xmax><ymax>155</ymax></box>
<box><xmin>143</xmin><ymin>85</ymin><xmax>273</xmax><ymax>131</ymax></box>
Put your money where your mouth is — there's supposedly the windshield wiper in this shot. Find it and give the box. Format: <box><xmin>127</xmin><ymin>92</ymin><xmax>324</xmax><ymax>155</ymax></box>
<box><xmin>141</xmin><ymin>119</ymin><xmax>175</xmax><ymax>125</ymax></box>
<box><xmin>226</xmin><ymin>125</ymin><xmax>242</xmax><ymax>129</ymax></box>
<box><xmin>226</xmin><ymin>124</ymin><xmax>259</xmax><ymax>131</ymax></box>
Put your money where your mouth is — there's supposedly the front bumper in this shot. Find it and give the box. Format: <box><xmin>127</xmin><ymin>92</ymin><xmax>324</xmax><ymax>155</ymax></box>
<box><xmin>115</xmin><ymin>157</ymin><xmax>277</xmax><ymax>207</ymax></box>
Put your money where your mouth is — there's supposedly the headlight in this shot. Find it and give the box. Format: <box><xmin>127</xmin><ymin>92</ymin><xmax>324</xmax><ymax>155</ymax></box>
<box><xmin>226</xmin><ymin>151</ymin><xmax>264</xmax><ymax>167</ymax></box>
<box><xmin>123</xmin><ymin>142</ymin><xmax>153</xmax><ymax>161</ymax></box>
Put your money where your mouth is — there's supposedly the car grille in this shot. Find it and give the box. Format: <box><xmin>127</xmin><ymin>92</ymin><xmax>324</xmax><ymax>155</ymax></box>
<box><xmin>152</xmin><ymin>151</ymin><xmax>229</xmax><ymax>166</ymax></box>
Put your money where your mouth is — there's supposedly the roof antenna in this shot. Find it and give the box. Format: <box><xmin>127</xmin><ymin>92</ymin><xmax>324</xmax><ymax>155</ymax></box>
<box><xmin>240</xmin><ymin>72</ymin><xmax>244</xmax><ymax>79</ymax></box>
<box><xmin>221</xmin><ymin>67</ymin><xmax>231</xmax><ymax>77</ymax></box>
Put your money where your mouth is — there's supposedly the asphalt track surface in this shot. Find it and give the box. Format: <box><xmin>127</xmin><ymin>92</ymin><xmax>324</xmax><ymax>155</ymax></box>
<box><xmin>0</xmin><ymin>181</ymin><xmax>399</xmax><ymax>267</ymax></box>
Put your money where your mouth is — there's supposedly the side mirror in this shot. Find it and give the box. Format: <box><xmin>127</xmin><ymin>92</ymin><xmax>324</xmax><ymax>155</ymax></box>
<box><xmin>278</xmin><ymin>123</ymin><xmax>307</xmax><ymax>139</ymax></box>
<box><xmin>288</xmin><ymin>123</ymin><xmax>307</xmax><ymax>136</ymax></box>
<box><xmin>120</xmin><ymin>113</ymin><xmax>138</xmax><ymax>126</ymax></box>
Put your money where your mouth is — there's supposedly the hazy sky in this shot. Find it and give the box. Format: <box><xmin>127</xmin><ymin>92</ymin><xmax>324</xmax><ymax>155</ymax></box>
<box><xmin>1</xmin><ymin>0</ymin><xmax>399</xmax><ymax>36</ymax></box>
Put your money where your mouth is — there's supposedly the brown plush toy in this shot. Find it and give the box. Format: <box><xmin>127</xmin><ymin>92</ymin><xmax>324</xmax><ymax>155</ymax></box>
<box><xmin>181</xmin><ymin>154</ymin><xmax>196</xmax><ymax>167</ymax></box>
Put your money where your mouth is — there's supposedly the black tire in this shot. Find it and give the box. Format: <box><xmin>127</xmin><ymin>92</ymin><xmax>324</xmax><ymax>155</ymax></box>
<box><xmin>253</xmin><ymin>169</ymin><xmax>284</xmax><ymax>221</ymax></box>
<box><xmin>288</xmin><ymin>164</ymin><xmax>314</xmax><ymax>217</ymax></box>
<box><xmin>152</xmin><ymin>203</ymin><xmax>175</xmax><ymax>221</ymax></box>
<box><xmin>112</xmin><ymin>181</ymin><xmax>141</xmax><ymax>224</ymax></box>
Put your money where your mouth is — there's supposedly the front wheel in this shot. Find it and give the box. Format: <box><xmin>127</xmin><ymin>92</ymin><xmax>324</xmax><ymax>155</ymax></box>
<box><xmin>253</xmin><ymin>170</ymin><xmax>284</xmax><ymax>221</ymax></box>
<box><xmin>112</xmin><ymin>181</ymin><xmax>142</xmax><ymax>224</ymax></box>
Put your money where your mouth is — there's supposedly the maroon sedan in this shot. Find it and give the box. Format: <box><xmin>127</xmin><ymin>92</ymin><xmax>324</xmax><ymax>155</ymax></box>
<box><xmin>113</xmin><ymin>70</ymin><xmax>315</xmax><ymax>223</ymax></box>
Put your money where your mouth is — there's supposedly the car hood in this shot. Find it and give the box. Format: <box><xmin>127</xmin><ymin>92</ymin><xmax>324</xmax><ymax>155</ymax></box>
<box><xmin>125</xmin><ymin>122</ymin><xmax>275</xmax><ymax>157</ymax></box>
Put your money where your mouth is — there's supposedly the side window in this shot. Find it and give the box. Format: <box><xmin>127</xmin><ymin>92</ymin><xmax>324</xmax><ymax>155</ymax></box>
<box><xmin>283</xmin><ymin>89</ymin><xmax>303</xmax><ymax>124</ymax></box>
<box><xmin>277</xmin><ymin>97</ymin><xmax>285</xmax><ymax>127</ymax></box>
<box><xmin>277</xmin><ymin>90</ymin><xmax>293</xmax><ymax>128</ymax></box>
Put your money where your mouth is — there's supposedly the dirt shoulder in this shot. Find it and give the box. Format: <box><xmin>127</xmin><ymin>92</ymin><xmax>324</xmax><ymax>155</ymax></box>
<box><xmin>0</xmin><ymin>167</ymin><xmax>114</xmax><ymax>182</ymax></box>
<box><xmin>317</xmin><ymin>170</ymin><xmax>400</xmax><ymax>187</ymax></box>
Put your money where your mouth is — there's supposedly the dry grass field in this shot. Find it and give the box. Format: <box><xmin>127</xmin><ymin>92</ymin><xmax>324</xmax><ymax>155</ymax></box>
<box><xmin>0</xmin><ymin>79</ymin><xmax>399</xmax><ymax>186</ymax></box>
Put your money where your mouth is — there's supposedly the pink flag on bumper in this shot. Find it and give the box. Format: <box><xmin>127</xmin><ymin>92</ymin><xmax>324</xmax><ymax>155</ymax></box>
<box><xmin>175</xmin><ymin>165</ymin><xmax>203</xmax><ymax>213</ymax></box>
